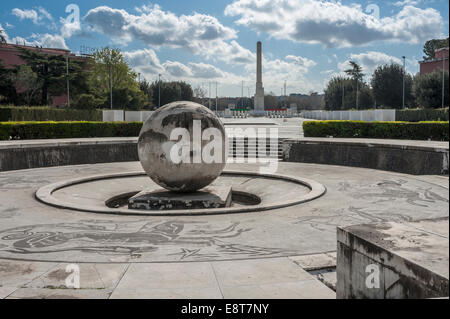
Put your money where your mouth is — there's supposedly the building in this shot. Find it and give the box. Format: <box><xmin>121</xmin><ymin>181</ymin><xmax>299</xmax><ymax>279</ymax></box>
<box><xmin>419</xmin><ymin>47</ymin><xmax>449</xmax><ymax>74</ymax></box>
<box><xmin>0</xmin><ymin>43</ymin><xmax>88</xmax><ymax>107</ymax></box>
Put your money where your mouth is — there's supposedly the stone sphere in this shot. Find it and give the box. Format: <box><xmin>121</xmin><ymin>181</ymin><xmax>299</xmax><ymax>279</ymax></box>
<box><xmin>138</xmin><ymin>101</ymin><xmax>227</xmax><ymax>193</ymax></box>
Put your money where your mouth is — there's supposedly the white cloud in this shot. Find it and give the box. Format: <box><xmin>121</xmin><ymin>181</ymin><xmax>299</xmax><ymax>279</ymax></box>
<box><xmin>14</xmin><ymin>34</ymin><xmax>68</xmax><ymax>49</ymax></box>
<box><xmin>123</xmin><ymin>49</ymin><xmax>165</xmax><ymax>75</ymax></box>
<box><xmin>60</xmin><ymin>19</ymin><xmax>81</xmax><ymax>38</ymax></box>
<box><xmin>393</xmin><ymin>0</ymin><xmax>421</xmax><ymax>7</ymax></box>
<box><xmin>188</xmin><ymin>63</ymin><xmax>225</xmax><ymax>78</ymax></box>
<box><xmin>12</xmin><ymin>7</ymin><xmax>54</xmax><ymax>25</ymax></box>
<box><xmin>124</xmin><ymin>49</ymin><xmax>230</xmax><ymax>81</ymax></box>
<box><xmin>225</xmin><ymin>0</ymin><xmax>444</xmax><ymax>47</ymax></box>
<box><xmin>0</xmin><ymin>24</ymin><xmax>10</xmax><ymax>42</ymax></box>
<box><xmin>12</xmin><ymin>8</ymin><xmax>39</xmax><ymax>23</ymax></box>
<box><xmin>84</xmin><ymin>5</ymin><xmax>253</xmax><ymax>65</ymax></box>
<box><xmin>338</xmin><ymin>51</ymin><xmax>402</xmax><ymax>76</ymax></box>
<box><xmin>163</xmin><ymin>61</ymin><xmax>194</xmax><ymax>77</ymax></box>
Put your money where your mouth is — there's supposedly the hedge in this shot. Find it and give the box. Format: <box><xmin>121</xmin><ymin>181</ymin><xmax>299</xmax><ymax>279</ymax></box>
<box><xmin>396</xmin><ymin>108</ymin><xmax>449</xmax><ymax>122</ymax></box>
<box><xmin>0</xmin><ymin>106</ymin><xmax>102</xmax><ymax>122</ymax></box>
<box><xmin>0</xmin><ymin>121</ymin><xmax>142</xmax><ymax>140</ymax></box>
<box><xmin>303</xmin><ymin>121</ymin><xmax>449</xmax><ymax>141</ymax></box>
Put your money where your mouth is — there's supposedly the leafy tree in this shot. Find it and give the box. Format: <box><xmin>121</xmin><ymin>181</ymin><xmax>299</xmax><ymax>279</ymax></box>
<box><xmin>67</xmin><ymin>57</ymin><xmax>92</xmax><ymax>100</ymax></box>
<box><xmin>423</xmin><ymin>38</ymin><xmax>449</xmax><ymax>61</ymax></box>
<box><xmin>344</xmin><ymin>61</ymin><xmax>365</xmax><ymax>109</ymax></box>
<box><xmin>105</xmin><ymin>88</ymin><xmax>147</xmax><ymax>110</ymax></box>
<box><xmin>71</xmin><ymin>94</ymin><xmax>106</xmax><ymax>110</ymax></box>
<box><xmin>193</xmin><ymin>85</ymin><xmax>207</xmax><ymax>99</ymax></box>
<box><xmin>178</xmin><ymin>81</ymin><xmax>194</xmax><ymax>101</ymax></box>
<box><xmin>12</xmin><ymin>65</ymin><xmax>43</xmax><ymax>106</ymax></box>
<box><xmin>324</xmin><ymin>76</ymin><xmax>373</xmax><ymax>110</ymax></box>
<box><xmin>413</xmin><ymin>71</ymin><xmax>449</xmax><ymax>109</ymax></box>
<box><xmin>150</xmin><ymin>81</ymin><xmax>193</xmax><ymax>107</ymax></box>
<box><xmin>89</xmin><ymin>47</ymin><xmax>145</xmax><ymax>109</ymax></box>
<box><xmin>344</xmin><ymin>61</ymin><xmax>364</xmax><ymax>81</ymax></box>
<box><xmin>371</xmin><ymin>63</ymin><xmax>413</xmax><ymax>109</ymax></box>
<box><xmin>264</xmin><ymin>94</ymin><xmax>279</xmax><ymax>108</ymax></box>
<box><xmin>17</xmin><ymin>47</ymin><xmax>67</xmax><ymax>105</ymax></box>
<box><xmin>139</xmin><ymin>79</ymin><xmax>153</xmax><ymax>107</ymax></box>
<box><xmin>0</xmin><ymin>61</ymin><xmax>17</xmax><ymax>104</ymax></box>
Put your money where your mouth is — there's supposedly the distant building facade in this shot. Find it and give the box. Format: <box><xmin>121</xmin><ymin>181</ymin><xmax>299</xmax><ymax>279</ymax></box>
<box><xmin>419</xmin><ymin>47</ymin><xmax>449</xmax><ymax>74</ymax></box>
<box><xmin>0</xmin><ymin>43</ymin><xmax>88</xmax><ymax>107</ymax></box>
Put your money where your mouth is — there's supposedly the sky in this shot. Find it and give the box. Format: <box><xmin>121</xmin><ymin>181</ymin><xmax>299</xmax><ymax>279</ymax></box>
<box><xmin>0</xmin><ymin>0</ymin><xmax>448</xmax><ymax>97</ymax></box>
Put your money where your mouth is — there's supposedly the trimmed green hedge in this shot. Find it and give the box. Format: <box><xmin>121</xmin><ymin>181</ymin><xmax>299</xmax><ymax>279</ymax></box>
<box><xmin>303</xmin><ymin>120</ymin><xmax>449</xmax><ymax>141</ymax></box>
<box><xmin>0</xmin><ymin>106</ymin><xmax>102</xmax><ymax>122</ymax></box>
<box><xmin>396</xmin><ymin>108</ymin><xmax>449</xmax><ymax>122</ymax></box>
<box><xmin>0</xmin><ymin>121</ymin><xmax>142</xmax><ymax>140</ymax></box>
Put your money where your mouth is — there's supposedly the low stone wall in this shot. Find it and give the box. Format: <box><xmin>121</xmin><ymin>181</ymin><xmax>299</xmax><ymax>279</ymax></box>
<box><xmin>283</xmin><ymin>138</ymin><xmax>449</xmax><ymax>175</ymax></box>
<box><xmin>102</xmin><ymin>110</ymin><xmax>154</xmax><ymax>122</ymax></box>
<box><xmin>337</xmin><ymin>219</ymin><xmax>449</xmax><ymax>299</ymax></box>
<box><xmin>0</xmin><ymin>138</ymin><xmax>138</xmax><ymax>172</ymax></box>
<box><xmin>1</xmin><ymin>137</ymin><xmax>449</xmax><ymax>175</ymax></box>
<box><xmin>302</xmin><ymin>109</ymin><xmax>396</xmax><ymax>122</ymax></box>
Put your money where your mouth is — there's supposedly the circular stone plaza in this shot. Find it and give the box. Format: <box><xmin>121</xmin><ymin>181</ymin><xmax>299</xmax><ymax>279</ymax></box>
<box><xmin>0</xmin><ymin>116</ymin><xmax>448</xmax><ymax>299</ymax></box>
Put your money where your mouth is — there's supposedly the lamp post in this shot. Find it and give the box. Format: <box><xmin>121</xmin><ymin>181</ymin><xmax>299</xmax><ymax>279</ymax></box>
<box><xmin>215</xmin><ymin>82</ymin><xmax>218</xmax><ymax>113</ymax></box>
<box><xmin>402</xmin><ymin>56</ymin><xmax>406</xmax><ymax>109</ymax></box>
<box><xmin>66</xmin><ymin>53</ymin><xmax>70</xmax><ymax>108</ymax></box>
<box><xmin>109</xmin><ymin>63</ymin><xmax>113</xmax><ymax>109</ymax></box>
<box><xmin>158</xmin><ymin>74</ymin><xmax>161</xmax><ymax>108</ymax></box>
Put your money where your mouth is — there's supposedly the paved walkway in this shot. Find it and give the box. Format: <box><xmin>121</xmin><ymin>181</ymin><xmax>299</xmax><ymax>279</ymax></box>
<box><xmin>0</xmin><ymin>160</ymin><xmax>448</xmax><ymax>298</ymax></box>
<box><xmin>0</xmin><ymin>257</ymin><xmax>335</xmax><ymax>299</ymax></box>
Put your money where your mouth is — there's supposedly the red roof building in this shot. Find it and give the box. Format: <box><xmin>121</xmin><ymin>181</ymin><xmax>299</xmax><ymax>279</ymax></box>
<box><xmin>0</xmin><ymin>43</ymin><xmax>89</xmax><ymax>107</ymax></box>
<box><xmin>419</xmin><ymin>47</ymin><xmax>449</xmax><ymax>74</ymax></box>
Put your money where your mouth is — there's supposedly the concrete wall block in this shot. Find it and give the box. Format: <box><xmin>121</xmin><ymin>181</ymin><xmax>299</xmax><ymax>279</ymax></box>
<box><xmin>341</xmin><ymin>111</ymin><xmax>350</xmax><ymax>120</ymax></box>
<box><xmin>103</xmin><ymin>110</ymin><xmax>124</xmax><ymax>122</ymax></box>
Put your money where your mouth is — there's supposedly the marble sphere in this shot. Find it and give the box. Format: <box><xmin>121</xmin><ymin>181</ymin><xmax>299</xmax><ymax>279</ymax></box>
<box><xmin>138</xmin><ymin>101</ymin><xmax>227</xmax><ymax>193</ymax></box>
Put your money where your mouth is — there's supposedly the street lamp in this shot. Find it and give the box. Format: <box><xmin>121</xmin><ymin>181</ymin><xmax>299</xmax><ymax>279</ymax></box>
<box><xmin>158</xmin><ymin>74</ymin><xmax>162</xmax><ymax>108</ymax></box>
<box><xmin>402</xmin><ymin>56</ymin><xmax>406</xmax><ymax>109</ymax></box>
<box><xmin>109</xmin><ymin>63</ymin><xmax>113</xmax><ymax>109</ymax></box>
<box><xmin>66</xmin><ymin>52</ymin><xmax>70</xmax><ymax>108</ymax></box>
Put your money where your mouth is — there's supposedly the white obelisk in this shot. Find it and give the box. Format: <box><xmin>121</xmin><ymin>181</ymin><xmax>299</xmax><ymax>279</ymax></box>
<box><xmin>254</xmin><ymin>41</ymin><xmax>265</xmax><ymax>114</ymax></box>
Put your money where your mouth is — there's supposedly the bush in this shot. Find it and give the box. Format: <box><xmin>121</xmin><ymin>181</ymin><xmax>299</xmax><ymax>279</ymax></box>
<box><xmin>0</xmin><ymin>121</ymin><xmax>142</xmax><ymax>140</ymax></box>
<box><xmin>303</xmin><ymin>120</ymin><xmax>449</xmax><ymax>141</ymax></box>
<box><xmin>0</xmin><ymin>106</ymin><xmax>102</xmax><ymax>122</ymax></box>
<box><xmin>396</xmin><ymin>108</ymin><xmax>449</xmax><ymax>122</ymax></box>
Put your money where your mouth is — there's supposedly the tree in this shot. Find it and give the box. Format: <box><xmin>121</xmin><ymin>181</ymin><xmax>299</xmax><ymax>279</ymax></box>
<box><xmin>0</xmin><ymin>61</ymin><xmax>16</xmax><ymax>104</ymax></box>
<box><xmin>264</xmin><ymin>94</ymin><xmax>279</xmax><ymax>108</ymax></box>
<box><xmin>344</xmin><ymin>61</ymin><xmax>365</xmax><ymax>109</ymax></box>
<box><xmin>17</xmin><ymin>47</ymin><xmax>67</xmax><ymax>105</ymax></box>
<box><xmin>71</xmin><ymin>93</ymin><xmax>106</xmax><ymax>110</ymax></box>
<box><xmin>12</xmin><ymin>65</ymin><xmax>42</xmax><ymax>106</ymax></box>
<box><xmin>89</xmin><ymin>47</ymin><xmax>145</xmax><ymax>109</ymax></box>
<box><xmin>194</xmin><ymin>85</ymin><xmax>207</xmax><ymax>99</ymax></box>
<box><xmin>423</xmin><ymin>38</ymin><xmax>449</xmax><ymax>61</ymax></box>
<box><xmin>178</xmin><ymin>81</ymin><xmax>194</xmax><ymax>101</ymax></box>
<box><xmin>149</xmin><ymin>81</ymin><xmax>193</xmax><ymax>107</ymax></box>
<box><xmin>371</xmin><ymin>64</ymin><xmax>413</xmax><ymax>109</ymax></box>
<box><xmin>139</xmin><ymin>79</ymin><xmax>153</xmax><ymax>107</ymax></box>
<box><xmin>324</xmin><ymin>76</ymin><xmax>373</xmax><ymax>110</ymax></box>
<box><xmin>413</xmin><ymin>71</ymin><xmax>449</xmax><ymax>109</ymax></box>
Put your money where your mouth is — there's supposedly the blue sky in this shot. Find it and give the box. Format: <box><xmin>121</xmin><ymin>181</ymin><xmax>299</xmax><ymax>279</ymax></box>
<box><xmin>1</xmin><ymin>0</ymin><xmax>448</xmax><ymax>97</ymax></box>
